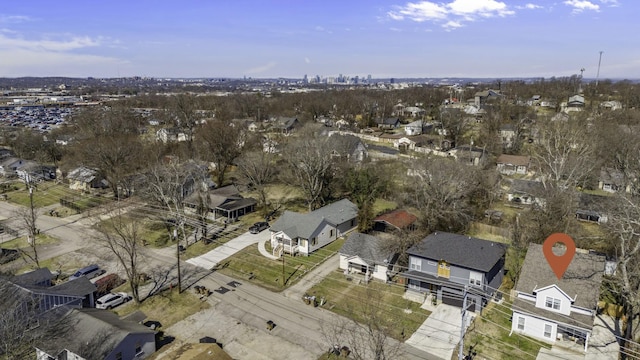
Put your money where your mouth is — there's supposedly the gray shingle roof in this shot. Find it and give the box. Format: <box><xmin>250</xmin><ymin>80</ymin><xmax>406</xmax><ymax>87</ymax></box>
<box><xmin>340</xmin><ymin>232</ymin><xmax>393</xmax><ymax>266</ymax></box>
<box><xmin>407</xmin><ymin>232</ymin><xmax>506</xmax><ymax>272</ymax></box>
<box><xmin>270</xmin><ymin>199</ymin><xmax>357</xmax><ymax>239</ymax></box>
<box><xmin>515</xmin><ymin>243</ymin><xmax>605</xmax><ymax>310</ymax></box>
<box><xmin>36</xmin><ymin>308</ymin><xmax>155</xmax><ymax>358</ymax></box>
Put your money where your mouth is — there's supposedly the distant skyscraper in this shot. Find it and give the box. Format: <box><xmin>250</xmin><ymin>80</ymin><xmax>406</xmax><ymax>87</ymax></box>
<box><xmin>390</xmin><ymin>78</ymin><xmax>395</xmax><ymax>84</ymax></box>
<box><xmin>303</xmin><ymin>74</ymin><xmax>308</xmax><ymax>84</ymax></box>
<box><xmin>367</xmin><ymin>74</ymin><xmax>372</xmax><ymax>83</ymax></box>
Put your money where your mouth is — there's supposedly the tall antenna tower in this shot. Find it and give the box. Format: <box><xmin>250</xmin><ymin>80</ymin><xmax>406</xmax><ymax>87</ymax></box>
<box><xmin>596</xmin><ymin>51</ymin><xmax>604</xmax><ymax>88</ymax></box>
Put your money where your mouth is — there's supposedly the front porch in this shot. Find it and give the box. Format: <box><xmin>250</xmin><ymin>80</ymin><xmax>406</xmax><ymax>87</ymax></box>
<box><xmin>272</xmin><ymin>236</ymin><xmax>300</xmax><ymax>257</ymax></box>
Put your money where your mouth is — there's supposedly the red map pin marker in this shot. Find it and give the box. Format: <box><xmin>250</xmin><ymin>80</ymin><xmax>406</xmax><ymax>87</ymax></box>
<box><xmin>543</xmin><ymin>233</ymin><xmax>576</xmax><ymax>280</ymax></box>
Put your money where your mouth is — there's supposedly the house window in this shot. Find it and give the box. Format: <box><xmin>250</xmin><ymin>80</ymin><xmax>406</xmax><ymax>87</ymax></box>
<box><xmin>311</xmin><ymin>237</ymin><xmax>317</xmax><ymax>246</ymax></box>
<box><xmin>351</xmin><ymin>219</ymin><xmax>355</xmax><ymax>227</ymax></box>
<box><xmin>544</xmin><ymin>324</ymin><xmax>552</xmax><ymax>338</ymax></box>
<box><xmin>410</xmin><ymin>257</ymin><xmax>421</xmax><ymax>271</ymax></box>
<box><xmin>116</xmin><ymin>352</ymin><xmax>123</xmax><ymax>360</ymax></box>
<box><xmin>135</xmin><ymin>342</ymin><xmax>142</xmax><ymax>354</ymax></box>
<box><xmin>517</xmin><ymin>316</ymin><xmax>525</xmax><ymax>331</ymax></box>
<box><xmin>330</xmin><ymin>229</ymin><xmax>334</xmax><ymax>237</ymax></box>
<box><xmin>545</xmin><ymin>297</ymin><xmax>561</xmax><ymax>310</ymax></box>
<box><xmin>469</xmin><ymin>272</ymin><xmax>483</xmax><ymax>287</ymax></box>
<box><xmin>408</xmin><ymin>279</ymin><xmax>420</xmax><ymax>290</ymax></box>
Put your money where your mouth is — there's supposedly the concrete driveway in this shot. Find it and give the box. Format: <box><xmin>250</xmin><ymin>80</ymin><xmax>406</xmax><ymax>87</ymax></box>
<box><xmin>406</xmin><ymin>304</ymin><xmax>467</xmax><ymax>359</ymax></box>
<box><xmin>186</xmin><ymin>230</ymin><xmax>271</xmax><ymax>269</ymax></box>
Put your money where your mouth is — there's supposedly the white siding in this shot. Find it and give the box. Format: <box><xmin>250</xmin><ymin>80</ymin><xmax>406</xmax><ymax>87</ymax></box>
<box><xmin>535</xmin><ymin>286</ymin><xmax>572</xmax><ymax>315</ymax></box>
<box><xmin>511</xmin><ymin>312</ymin><xmax>557</xmax><ymax>343</ymax></box>
<box><xmin>307</xmin><ymin>222</ymin><xmax>336</xmax><ymax>254</ymax></box>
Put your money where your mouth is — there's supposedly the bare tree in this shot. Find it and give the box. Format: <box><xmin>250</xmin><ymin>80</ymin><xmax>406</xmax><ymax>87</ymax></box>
<box><xmin>94</xmin><ymin>209</ymin><xmax>144</xmax><ymax>303</ymax></box>
<box><xmin>530</xmin><ymin>116</ymin><xmax>596</xmax><ymax>190</ymax></box>
<box><xmin>196</xmin><ymin>118</ymin><xmax>245</xmax><ymax>186</ymax></box>
<box><xmin>404</xmin><ymin>157</ymin><xmax>484</xmax><ymax>233</ymax></box>
<box><xmin>235</xmin><ymin>150</ymin><xmax>277</xmax><ymax>212</ymax></box>
<box><xmin>66</xmin><ymin>106</ymin><xmax>145</xmax><ymax>198</ymax></box>
<box><xmin>15</xmin><ymin>177</ymin><xmax>39</xmax><ymax>269</ymax></box>
<box><xmin>604</xmin><ymin>194</ymin><xmax>640</xmax><ymax>357</ymax></box>
<box><xmin>344</xmin><ymin>166</ymin><xmax>388</xmax><ymax>232</ymax></box>
<box><xmin>282</xmin><ymin>129</ymin><xmax>333</xmax><ymax>211</ymax></box>
<box><xmin>142</xmin><ymin>158</ymin><xmax>206</xmax><ymax>292</ymax></box>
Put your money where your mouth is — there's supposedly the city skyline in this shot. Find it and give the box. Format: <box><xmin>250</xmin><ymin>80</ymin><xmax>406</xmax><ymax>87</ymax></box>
<box><xmin>0</xmin><ymin>1</ymin><xmax>636</xmax><ymax>79</ymax></box>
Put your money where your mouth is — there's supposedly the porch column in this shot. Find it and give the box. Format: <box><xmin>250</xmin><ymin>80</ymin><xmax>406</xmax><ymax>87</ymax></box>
<box><xmin>584</xmin><ymin>332</ymin><xmax>589</xmax><ymax>352</ymax></box>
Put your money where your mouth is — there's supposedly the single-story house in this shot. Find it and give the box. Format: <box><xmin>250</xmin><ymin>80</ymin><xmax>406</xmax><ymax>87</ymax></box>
<box><xmin>576</xmin><ymin>193</ymin><xmax>609</xmax><ymax>224</ymax></box>
<box><xmin>156</xmin><ymin>127</ymin><xmax>188</xmax><ymax>143</ymax></box>
<box><xmin>269</xmin><ymin>199</ymin><xmax>358</xmax><ymax>256</ymax></box>
<box><xmin>506</xmin><ymin>179</ymin><xmax>545</xmax><ymax>206</ymax></box>
<box><xmin>403</xmin><ymin>232</ymin><xmax>506</xmax><ymax>312</ymax></box>
<box><xmin>328</xmin><ymin>134</ymin><xmax>368</xmax><ymax>163</ymax></box>
<box><xmin>496</xmin><ymin>154</ymin><xmax>531</xmax><ymax>175</ymax></box>
<box><xmin>511</xmin><ymin>243</ymin><xmax>605</xmax><ymax>352</ymax></box>
<box><xmin>375</xmin><ymin>117</ymin><xmax>400</xmax><ymax>130</ymax></box>
<box><xmin>35</xmin><ymin>308</ymin><xmax>156</xmax><ymax>360</ymax></box>
<box><xmin>275</xmin><ymin>117</ymin><xmax>300</xmax><ymax>134</ymax></box>
<box><xmin>450</xmin><ymin>145</ymin><xmax>488</xmax><ymax>167</ymax></box>
<box><xmin>339</xmin><ymin>232</ymin><xmax>396</xmax><ymax>283</ymax></box>
<box><xmin>183</xmin><ymin>184</ymin><xmax>256</xmax><ymax>222</ymax></box>
<box><xmin>373</xmin><ymin>209</ymin><xmax>418</xmax><ymax>232</ymax></box>
<box><xmin>67</xmin><ymin>166</ymin><xmax>108</xmax><ymax>192</ymax></box>
<box><xmin>598</xmin><ymin>168</ymin><xmax>631</xmax><ymax>193</ymax></box>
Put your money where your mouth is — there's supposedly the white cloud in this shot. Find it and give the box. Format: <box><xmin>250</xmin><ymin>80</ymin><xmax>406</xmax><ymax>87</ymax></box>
<box><xmin>0</xmin><ymin>15</ymin><xmax>33</xmax><ymax>24</ymax></box>
<box><xmin>0</xmin><ymin>33</ymin><xmax>102</xmax><ymax>52</ymax></box>
<box><xmin>389</xmin><ymin>27</ymin><xmax>402</xmax><ymax>32</ymax></box>
<box><xmin>245</xmin><ymin>61</ymin><xmax>277</xmax><ymax>74</ymax></box>
<box><xmin>0</xmin><ymin>48</ymin><xmax>124</xmax><ymax>77</ymax></box>
<box><xmin>304</xmin><ymin>57</ymin><xmax>311</xmax><ymax>64</ymax></box>
<box><xmin>519</xmin><ymin>3</ymin><xmax>543</xmax><ymax>10</ymax></box>
<box><xmin>388</xmin><ymin>0</ymin><xmax>513</xmax><ymax>30</ymax></box>
<box><xmin>564</xmin><ymin>0</ymin><xmax>600</xmax><ymax>13</ymax></box>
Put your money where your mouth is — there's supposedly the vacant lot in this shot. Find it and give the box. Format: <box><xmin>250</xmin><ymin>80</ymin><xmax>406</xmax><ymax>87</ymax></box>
<box><xmin>306</xmin><ymin>271</ymin><xmax>430</xmax><ymax>341</ymax></box>
<box><xmin>115</xmin><ymin>288</ymin><xmax>210</xmax><ymax>330</ymax></box>
<box><xmin>218</xmin><ymin>238</ymin><xmax>345</xmax><ymax>291</ymax></box>
<box><xmin>3</xmin><ymin>181</ymin><xmax>70</xmax><ymax>208</ymax></box>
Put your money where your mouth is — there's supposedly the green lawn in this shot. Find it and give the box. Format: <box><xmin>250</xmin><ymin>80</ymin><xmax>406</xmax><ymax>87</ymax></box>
<box><xmin>4</xmin><ymin>182</ymin><xmax>71</xmax><ymax>208</ymax></box>
<box><xmin>218</xmin><ymin>238</ymin><xmax>346</xmax><ymax>291</ymax></box>
<box><xmin>114</xmin><ymin>288</ymin><xmax>210</xmax><ymax>329</ymax></box>
<box><xmin>1</xmin><ymin>233</ymin><xmax>59</xmax><ymax>249</ymax></box>
<box><xmin>373</xmin><ymin>198</ymin><xmax>397</xmax><ymax>216</ymax></box>
<box><xmin>306</xmin><ymin>271</ymin><xmax>430</xmax><ymax>341</ymax></box>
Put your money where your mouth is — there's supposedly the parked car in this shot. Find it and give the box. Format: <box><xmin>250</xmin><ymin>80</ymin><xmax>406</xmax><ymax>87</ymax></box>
<box><xmin>249</xmin><ymin>221</ymin><xmax>269</xmax><ymax>234</ymax></box>
<box><xmin>94</xmin><ymin>274</ymin><xmax>125</xmax><ymax>297</ymax></box>
<box><xmin>68</xmin><ymin>264</ymin><xmax>105</xmax><ymax>281</ymax></box>
<box><xmin>96</xmin><ymin>292</ymin><xmax>132</xmax><ymax>310</ymax></box>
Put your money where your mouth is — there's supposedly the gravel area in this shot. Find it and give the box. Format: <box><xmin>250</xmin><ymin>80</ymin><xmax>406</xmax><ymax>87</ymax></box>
<box><xmin>162</xmin><ymin>299</ymin><xmax>318</xmax><ymax>360</ymax></box>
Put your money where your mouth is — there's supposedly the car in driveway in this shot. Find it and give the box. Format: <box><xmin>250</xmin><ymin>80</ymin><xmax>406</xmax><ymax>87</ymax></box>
<box><xmin>96</xmin><ymin>292</ymin><xmax>132</xmax><ymax>309</ymax></box>
<box><xmin>249</xmin><ymin>221</ymin><xmax>269</xmax><ymax>234</ymax></box>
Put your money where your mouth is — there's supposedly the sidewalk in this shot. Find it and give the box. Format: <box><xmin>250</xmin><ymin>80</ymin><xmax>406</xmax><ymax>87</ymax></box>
<box><xmin>186</xmin><ymin>230</ymin><xmax>270</xmax><ymax>270</ymax></box>
<box><xmin>281</xmin><ymin>253</ymin><xmax>339</xmax><ymax>300</ymax></box>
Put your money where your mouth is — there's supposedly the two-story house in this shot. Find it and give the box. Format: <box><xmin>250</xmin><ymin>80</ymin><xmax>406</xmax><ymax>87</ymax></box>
<box><xmin>269</xmin><ymin>199</ymin><xmax>358</xmax><ymax>256</ymax></box>
<box><xmin>403</xmin><ymin>232</ymin><xmax>506</xmax><ymax>312</ymax></box>
<box><xmin>511</xmin><ymin>243</ymin><xmax>606</xmax><ymax>352</ymax></box>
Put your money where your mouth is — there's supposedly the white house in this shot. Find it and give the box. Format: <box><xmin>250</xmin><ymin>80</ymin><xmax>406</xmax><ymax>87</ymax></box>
<box><xmin>339</xmin><ymin>232</ymin><xmax>396</xmax><ymax>283</ymax></box>
<box><xmin>496</xmin><ymin>154</ymin><xmax>531</xmax><ymax>175</ymax></box>
<box><xmin>269</xmin><ymin>199</ymin><xmax>358</xmax><ymax>256</ymax></box>
<box><xmin>510</xmin><ymin>243</ymin><xmax>606</xmax><ymax>352</ymax></box>
<box><xmin>404</xmin><ymin>120</ymin><xmax>428</xmax><ymax>136</ymax></box>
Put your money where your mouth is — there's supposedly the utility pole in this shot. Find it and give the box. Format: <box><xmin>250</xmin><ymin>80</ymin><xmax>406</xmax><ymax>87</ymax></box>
<box><xmin>596</xmin><ymin>51</ymin><xmax>604</xmax><ymax>88</ymax></box>
<box><xmin>174</xmin><ymin>226</ymin><xmax>182</xmax><ymax>293</ymax></box>
<box><xmin>458</xmin><ymin>285</ymin><xmax>469</xmax><ymax>360</ymax></box>
<box><xmin>281</xmin><ymin>250</ymin><xmax>286</xmax><ymax>286</ymax></box>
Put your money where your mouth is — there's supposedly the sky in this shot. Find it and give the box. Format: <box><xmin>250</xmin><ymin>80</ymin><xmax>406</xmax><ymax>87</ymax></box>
<box><xmin>0</xmin><ymin>0</ymin><xmax>637</xmax><ymax>79</ymax></box>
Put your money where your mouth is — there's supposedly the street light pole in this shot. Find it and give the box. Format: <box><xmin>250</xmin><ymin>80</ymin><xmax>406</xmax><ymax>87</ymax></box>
<box><xmin>174</xmin><ymin>226</ymin><xmax>182</xmax><ymax>293</ymax></box>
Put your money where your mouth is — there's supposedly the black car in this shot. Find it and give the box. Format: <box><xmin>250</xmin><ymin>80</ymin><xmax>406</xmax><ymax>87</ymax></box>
<box><xmin>249</xmin><ymin>222</ymin><xmax>269</xmax><ymax>234</ymax></box>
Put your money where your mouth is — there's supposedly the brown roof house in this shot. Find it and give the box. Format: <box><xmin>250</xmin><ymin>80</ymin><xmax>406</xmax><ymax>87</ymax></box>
<box><xmin>496</xmin><ymin>154</ymin><xmax>531</xmax><ymax>175</ymax></box>
<box><xmin>373</xmin><ymin>209</ymin><xmax>418</xmax><ymax>232</ymax></box>
<box><xmin>511</xmin><ymin>243</ymin><xmax>606</xmax><ymax>352</ymax></box>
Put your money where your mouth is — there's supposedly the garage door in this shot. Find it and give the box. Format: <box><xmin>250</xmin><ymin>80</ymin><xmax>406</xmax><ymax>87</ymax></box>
<box><xmin>441</xmin><ymin>291</ymin><xmax>463</xmax><ymax>307</ymax></box>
